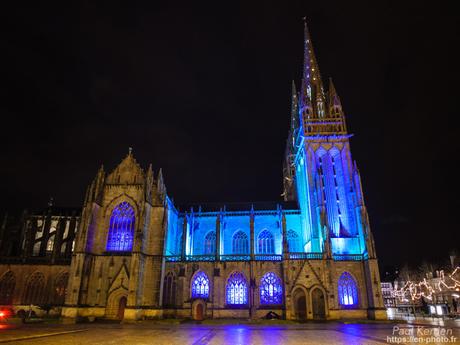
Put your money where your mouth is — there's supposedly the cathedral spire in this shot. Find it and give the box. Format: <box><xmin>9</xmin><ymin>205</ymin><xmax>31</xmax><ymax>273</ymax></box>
<box><xmin>328</xmin><ymin>78</ymin><xmax>347</xmax><ymax>133</ymax></box>
<box><xmin>290</xmin><ymin>80</ymin><xmax>299</xmax><ymax>132</ymax></box>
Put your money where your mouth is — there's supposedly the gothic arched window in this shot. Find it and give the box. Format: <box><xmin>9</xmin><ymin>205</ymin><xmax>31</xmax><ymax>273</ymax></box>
<box><xmin>191</xmin><ymin>271</ymin><xmax>210</xmax><ymax>299</ymax></box>
<box><xmin>338</xmin><ymin>272</ymin><xmax>359</xmax><ymax>307</ymax></box>
<box><xmin>106</xmin><ymin>201</ymin><xmax>135</xmax><ymax>252</ymax></box>
<box><xmin>204</xmin><ymin>231</ymin><xmax>216</xmax><ymax>255</ymax></box>
<box><xmin>23</xmin><ymin>272</ymin><xmax>46</xmax><ymax>305</ymax></box>
<box><xmin>257</xmin><ymin>230</ymin><xmax>274</xmax><ymax>254</ymax></box>
<box><xmin>232</xmin><ymin>231</ymin><xmax>248</xmax><ymax>254</ymax></box>
<box><xmin>53</xmin><ymin>272</ymin><xmax>69</xmax><ymax>305</ymax></box>
<box><xmin>46</xmin><ymin>235</ymin><xmax>55</xmax><ymax>253</ymax></box>
<box><xmin>0</xmin><ymin>271</ymin><xmax>15</xmax><ymax>305</ymax></box>
<box><xmin>226</xmin><ymin>272</ymin><xmax>248</xmax><ymax>305</ymax></box>
<box><xmin>163</xmin><ymin>272</ymin><xmax>176</xmax><ymax>307</ymax></box>
<box><xmin>260</xmin><ymin>272</ymin><xmax>283</xmax><ymax>304</ymax></box>
<box><xmin>287</xmin><ymin>229</ymin><xmax>301</xmax><ymax>252</ymax></box>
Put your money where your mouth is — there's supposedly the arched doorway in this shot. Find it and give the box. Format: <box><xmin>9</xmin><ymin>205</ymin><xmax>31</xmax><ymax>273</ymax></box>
<box><xmin>192</xmin><ymin>300</ymin><xmax>205</xmax><ymax>321</ymax></box>
<box><xmin>311</xmin><ymin>288</ymin><xmax>326</xmax><ymax>320</ymax></box>
<box><xmin>293</xmin><ymin>289</ymin><xmax>307</xmax><ymax>321</ymax></box>
<box><xmin>117</xmin><ymin>296</ymin><xmax>127</xmax><ymax>320</ymax></box>
<box><xmin>196</xmin><ymin>303</ymin><xmax>204</xmax><ymax>320</ymax></box>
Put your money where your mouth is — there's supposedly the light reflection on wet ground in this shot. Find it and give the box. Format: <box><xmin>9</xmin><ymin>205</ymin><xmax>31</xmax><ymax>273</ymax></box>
<box><xmin>0</xmin><ymin>321</ymin><xmax>459</xmax><ymax>345</ymax></box>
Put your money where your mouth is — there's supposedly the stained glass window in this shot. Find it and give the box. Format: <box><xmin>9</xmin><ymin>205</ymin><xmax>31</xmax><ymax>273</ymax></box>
<box><xmin>232</xmin><ymin>231</ymin><xmax>248</xmax><ymax>254</ymax></box>
<box><xmin>260</xmin><ymin>272</ymin><xmax>283</xmax><ymax>304</ymax></box>
<box><xmin>191</xmin><ymin>271</ymin><xmax>210</xmax><ymax>298</ymax></box>
<box><xmin>287</xmin><ymin>230</ymin><xmax>301</xmax><ymax>252</ymax></box>
<box><xmin>106</xmin><ymin>202</ymin><xmax>135</xmax><ymax>252</ymax></box>
<box><xmin>257</xmin><ymin>230</ymin><xmax>274</xmax><ymax>254</ymax></box>
<box><xmin>0</xmin><ymin>271</ymin><xmax>15</xmax><ymax>305</ymax></box>
<box><xmin>226</xmin><ymin>272</ymin><xmax>247</xmax><ymax>305</ymax></box>
<box><xmin>338</xmin><ymin>272</ymin><xmax>358</xmax><ymax>307</ymax></box>
<box><xmin>204</xmin><ymin>231</ymin><xmax>216</xmax><ymax>255</ymax></box>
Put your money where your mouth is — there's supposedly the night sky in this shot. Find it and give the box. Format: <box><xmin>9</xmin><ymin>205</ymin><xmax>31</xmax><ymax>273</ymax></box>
<box><xmin>1</xmin><ymin>1</ymin><xmax>458</xmax><ymax>269</ymax></box>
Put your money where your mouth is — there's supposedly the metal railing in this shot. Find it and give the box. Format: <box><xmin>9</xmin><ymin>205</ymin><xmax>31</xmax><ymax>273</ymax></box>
<box><xmin>333</xmin><ymin>254</ymin><xmax>364</xmax><ymax>261</ymax></box>
<box><xmin>288</xmin><ymin>252</ymin><xmax>323</xmax><ymax>260</ymax></box>
<box><xmin>254</xmin><ymin>254</ymin><xmax>282</xmax><ymax>261</ymax></box>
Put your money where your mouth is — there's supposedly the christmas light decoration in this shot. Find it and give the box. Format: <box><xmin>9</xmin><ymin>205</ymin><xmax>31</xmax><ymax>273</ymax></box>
<box><xmin>393</xmin><ymin>266</ymin><xmax>460</xmax><ymax>301</ymax></box>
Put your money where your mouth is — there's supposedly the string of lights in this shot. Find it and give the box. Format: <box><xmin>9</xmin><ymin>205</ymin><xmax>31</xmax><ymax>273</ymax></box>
<box><xmin>394</xmin><ymin>267</ymin><xmax>460</xmax><ymax>301</ymax></box>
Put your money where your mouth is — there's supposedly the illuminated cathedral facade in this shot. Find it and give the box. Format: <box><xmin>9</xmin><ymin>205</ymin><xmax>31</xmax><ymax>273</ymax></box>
<box><xmin>0</xmin><ymin>24</ymin><xmax>386</xmax><ymax>321</ymax></box>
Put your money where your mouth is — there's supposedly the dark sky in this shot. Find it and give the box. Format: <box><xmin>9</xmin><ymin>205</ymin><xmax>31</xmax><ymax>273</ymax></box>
<box><xmin>1</xmin><ymin>1</ymin><xmax>458</xmax><ymax>269</ymax></box>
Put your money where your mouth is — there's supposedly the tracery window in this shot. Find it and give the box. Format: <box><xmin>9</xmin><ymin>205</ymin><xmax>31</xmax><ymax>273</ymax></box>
<box><xmin>232</xmin><ymin>231</ymin><xmax>248</xmax><ymax>254</ymax></box>
<box><xmin>23</xmin><ymin>272</ymin><xmax>46</xmax><ymax>305</ymax></box>
<box><xmin>53</xmin><ymin>272</ymin><xmax>69</xmax><ymax>305</ymax></box>
<box><xmin>163</xmin><ymin>272</ymin><xmax>176</xmax><ymax>306</ymax></box>
<box><xmin>338</xmin><ymin>272</ymin><xmax>359</xmax><ymax>307</ymax></box>
<box><xmin>287</xmin><ymin>229</ymin><xmax>301</xmax><ymax>252</ymax></box>
<box><xmin>260</xmin><ymin>272</ymin><xmax>283</xmax><ymax>304</ymax></box>
<box><xmin>257</xmin><ymin>230</ymin><xmax>274</xmax><ymax>254</ymax></box>
<box><xmin>226</xmin><ymin>272</ymin><xmax>247</xmax><ymax>305</ymax></box>
<box><xmin>0</xmin><ymin>271</ymin><xmax>15</xmax><ymax>305</ymax></box>
<box><xmin>106</xmin><ymin>202</ymin><xmax>135</xmax><ymax>252</ymax></box>
<box><xmin>191</xmin><ymin>271</ymin><xmax>210</xmax><ymax>299</ymax></box>
<box><xmin>204</xmin><ymin>231</ymin><xmax>216</xmax><ymax>255</ymax></box>
<box><xmin>46</xmin><ymin>235</ymin><xmax>55</xmax><ymax>253</ymax></box>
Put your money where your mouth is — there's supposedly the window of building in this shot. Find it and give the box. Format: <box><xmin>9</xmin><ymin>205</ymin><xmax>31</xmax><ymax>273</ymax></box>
<box><xmin>53</xmin><ymin>272</ymin><xmax>69</xmax><ymax>305</ymax></box>
<box><xmin>204</xmin><ymin>231</ymin><xmax>216</xmax><ymax>255</ymax></box>
<box><xmin>232</xmin><ymin>231</ymin><xmax>248</xmax><ymax>254</ymax></box>
<box><xmin>286</xmin><ymin>229</ymin><xmax>301</xmax><ymax>252</ymax></box>
<box><xmin>106</xmin><ymin>201</ymin><xmax>135</xmax><ymax>252</ymax></box>
<box><xmin>0</xmin><ymin>271</ymin><xmax>15</xmax><ymax>305</ymax></box>
<box><xmin>32</xmin><ymin>241</ymin><xmax>41</xmax><ymax>256</ymax></box>
<box><xmin>260</xmin><ymin>272</ymin><xmax>282</xmax><ymax>304</ymax></box>
<box><xmin>191</xmin><ymin>271</ymin><xmax>210</xmax><ymax>299</ymax></box>
<box><xmin>163</xmin><ymin>272</ymin><xmax>176</xmax><ymax>306</ymax></box>
<box><xmin>226</xmin><ymin>272</ymin><xmax>247</xmax><ymax>305</ymax></box>
<box><xmin>46</xmin><ymin>235</ymin><xmax>55</xmax><ymax>253</ymax></box>
<box><xmin>23</xmin><ymin>272</ymin><xmax>45</xmax><ymax>305</ymax></box>
<box><xmin>338</xmin><ymin>272</ymin><xmax>359</xmax><ymax>307</ymax></box>
<box><xmin>257</xmin><ymin>230</ymin><xmax>274</xmax><ymax>254</ymax></box>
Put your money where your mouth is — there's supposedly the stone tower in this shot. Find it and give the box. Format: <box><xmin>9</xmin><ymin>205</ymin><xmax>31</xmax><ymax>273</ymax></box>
<box><xmin>282</xmin><ymin>21</ymin><xmax>385</xmax><ymax>319</ymax></box>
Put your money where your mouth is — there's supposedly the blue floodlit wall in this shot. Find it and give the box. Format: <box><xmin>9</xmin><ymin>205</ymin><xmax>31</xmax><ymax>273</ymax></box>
<box><xmin>254</xmin><ymin>213</ymin><xmax>282</xmax><ymax>254</ymax></box>
<box><xmin>164</xmin><ymin>197</ymin><xmax>182</xmax><ymax>256</ymax></box>
<box><xmin>221</xmin><ymin>215</ymin><xmax>250</xmax><ymax>255</ymax></box>
<box><xmin>284</xmin><ymin>212</ymin><xmax>304</xmax><ymax>252</ymax></box>
<box><xmin>191</xmin><ymin>215</ymin><xmax>217</xmax><ymax>255</ymax></box>
<box><xmin>290</xmin><ymin>134</ymin><xmax>365</xmax><ymax>255</ymax></box>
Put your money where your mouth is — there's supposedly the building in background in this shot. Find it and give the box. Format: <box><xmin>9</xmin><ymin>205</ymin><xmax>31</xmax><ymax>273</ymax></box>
<box><xmin>0</xmin><ymin>22</ymin><xmax>385</xmax><ymax>321</ymax></box>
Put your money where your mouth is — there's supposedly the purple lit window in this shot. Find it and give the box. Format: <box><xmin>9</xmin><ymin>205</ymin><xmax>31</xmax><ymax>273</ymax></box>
<box><xmin>204</xmin><ymin>231</ymin><xmax>216</xmax><ymax>255</ymax></box>
<box><xmin>260</xmin><ymin>272</ymin><xmax>282</xmax><ymax>304</ymax></box>
<box><xmin>191</xmin><ymin>271</ymin><xmax>209</xmax><ymax>299</ymax></box>
<box><xmin>338</xmin><ymin>272</ymin><xmax>358</xmax><ymax>307</ymax></box>
<box><xmin>226</xmin><ymin>272</ymin><xmax>247</xmax><ymax>305</ymax></box>
<box><xmin>232</xmin><ymin>231</ymin><xmax>248</xmax><ymax>254</ymax></box>
<box><xmin>257</xmin><ymin>230</ymin><xmax>274</xmax><ymax>254</ymax></box>
<box><xmin>106</xmin><ymin>202</ymin><xmax>135</xmax><ymax>252</ymax></box>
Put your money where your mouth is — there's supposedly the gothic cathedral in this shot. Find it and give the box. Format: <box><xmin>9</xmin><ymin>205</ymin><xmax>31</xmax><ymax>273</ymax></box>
<box><xmin>0</xmin><ymin>23</ymin><xmax>386</xmax><ymax>321</ymax></box>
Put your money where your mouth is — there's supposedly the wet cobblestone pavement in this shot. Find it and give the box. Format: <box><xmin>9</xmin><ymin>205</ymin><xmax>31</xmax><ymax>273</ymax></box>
<box><xmin>1</xmin><ymin>320</ymin><xmax>460</xmax><ymax>344</ymax></box>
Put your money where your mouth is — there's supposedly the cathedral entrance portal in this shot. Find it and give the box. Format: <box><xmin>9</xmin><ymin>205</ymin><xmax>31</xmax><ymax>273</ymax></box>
<box><xmin>311</xmin><ymin>288</ymin><xmax>326</xmax><ymax>320</ymax></box>
<box><xmin>293</xmin><ymin>289</ymin><xmax>307</xmax><ymax>321</ymax></box>
<box><xmin>117</xmin><ymin>296</ymin><xmax>127</xmax><ymax>320</ymax></box>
